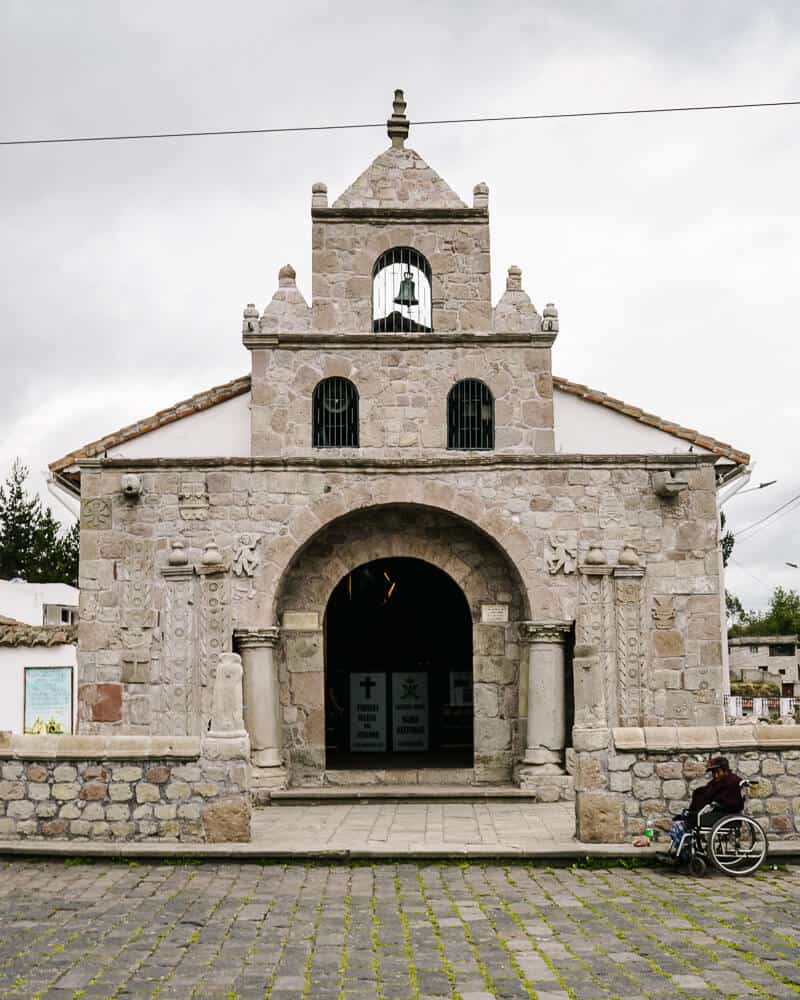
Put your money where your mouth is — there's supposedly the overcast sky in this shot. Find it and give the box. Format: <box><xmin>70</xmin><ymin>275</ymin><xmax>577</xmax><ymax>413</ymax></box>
<box><xmin>1</xmin><ymin>1</ymin><xmax>798</xmax><ymax>611</ymax></box>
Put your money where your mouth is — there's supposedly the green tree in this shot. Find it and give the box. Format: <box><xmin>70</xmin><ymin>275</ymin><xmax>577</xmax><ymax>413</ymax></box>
<box><xmin>720</xmin><ymin>510</ymin><xmax>735</xmax><ymax>568</ymax></box>
<box><xmin>0</xmin><ymin>460</ymin><xmax>79</xmax><ymax>586</ymax></box>
<box><xmin>728</xmin><ymin>586</ymin><xmax>800</xmax><ymax>638</ymax></box>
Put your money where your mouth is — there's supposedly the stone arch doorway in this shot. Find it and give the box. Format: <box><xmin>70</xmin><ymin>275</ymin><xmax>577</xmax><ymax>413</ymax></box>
<box><xmin>325</xmin><ymin>557</ymin><xmax>473</xmax><ymax>769</ymax></box>
<box><xmin>274</xmin><ymin>503</ymin><xmax>527</xmax><ymax>784</ymax></box>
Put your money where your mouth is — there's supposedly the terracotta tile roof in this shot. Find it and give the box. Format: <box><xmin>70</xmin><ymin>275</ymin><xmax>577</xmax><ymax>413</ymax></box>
<box><xmin>0</xmin><ymin>614</ymin><xmax>22</xmax><ymax>626</ymax></box>
<box><xmin>49</xmin><ymin>374</ymin><xmax>251</xmax><ymax>473</ymax></box>
<box><xmin>0</xmin><ymin>623</ymin><xmax>77</xmax><ymax>647</ymax></box>
<box><xmin>48</xmin><ymin>370</ymin><xmax>750</xmax><ymax>472</ymax></box>
<box><xmin>553</xmin><ymin>375</ymin><xmax>750</xmax><ymax>465</ymax></box>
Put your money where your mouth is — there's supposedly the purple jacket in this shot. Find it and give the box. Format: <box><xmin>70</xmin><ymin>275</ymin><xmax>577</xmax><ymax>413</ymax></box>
<box><xmin>689</xmin><ymin>772</ymin><xmax>743</xmax><ymax>814</ymax></box>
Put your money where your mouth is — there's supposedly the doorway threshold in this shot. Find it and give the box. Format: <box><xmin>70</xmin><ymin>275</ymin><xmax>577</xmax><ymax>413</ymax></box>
<box><xmin>270</xmin><ymin>783</ymin><xmax>536</xmax><ymax>805</ymax></box>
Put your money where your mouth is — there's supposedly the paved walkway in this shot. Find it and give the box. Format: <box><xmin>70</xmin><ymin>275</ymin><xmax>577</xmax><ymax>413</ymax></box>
<box><xmin>253</xmin><ymin>801</ymin><xmax>576</xmax><ymax>855</ymax></box>
<box><xmin>0</xmin><ymin>857</ymin><xmax>799</xmax><ymax>999</ymax></box>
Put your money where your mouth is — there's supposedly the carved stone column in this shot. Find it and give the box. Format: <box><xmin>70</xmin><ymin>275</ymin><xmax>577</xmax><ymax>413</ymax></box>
<box><xmin>519</xmin><ymin>621</ymin><xmax>572</xmax><ymax>766</ymax></box>
<box><xmin>234</xmin><ymin>628</ymin><xmax>281</xmax><ymax>769</ymax></box>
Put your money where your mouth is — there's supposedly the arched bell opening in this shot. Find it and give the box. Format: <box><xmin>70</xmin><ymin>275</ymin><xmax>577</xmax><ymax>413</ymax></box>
<box><xmin>324</xmin><ymin>557</ymin><xmax>473</xmax><ymax>769</ymax></box>
<box><xmin>372</xmin><ymin>247</ymin><xmax>433</xmax><ymax>333</ymax></box>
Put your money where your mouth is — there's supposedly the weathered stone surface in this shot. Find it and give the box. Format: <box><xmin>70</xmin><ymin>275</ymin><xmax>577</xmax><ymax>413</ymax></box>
<box><xmin>201</xmin><ymin>796</ymin><xmax>250</xmax><ymax>843</ymax></box>
<box><xmin>576</xmin><ymin>791</ymin><xmax>625</xmax><ymax>843</ymax></box>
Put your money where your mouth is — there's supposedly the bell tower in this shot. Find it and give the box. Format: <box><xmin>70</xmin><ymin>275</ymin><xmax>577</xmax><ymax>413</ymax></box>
<box><xmin>243</xmin><ymin>90</ymin><xmax>557</xmax><ymax>456</ymax></box>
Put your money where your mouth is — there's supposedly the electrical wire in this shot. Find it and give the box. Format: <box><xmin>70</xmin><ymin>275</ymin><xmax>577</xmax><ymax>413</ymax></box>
<box><xmin>2</xmin><ymin>99</ymin><xmax>800</xmax><ymax>147</ymax></box>
<box><xmin>733</xmin><ymin>491</ymin><xmax>800</xmax><ymax>542</ymax></box>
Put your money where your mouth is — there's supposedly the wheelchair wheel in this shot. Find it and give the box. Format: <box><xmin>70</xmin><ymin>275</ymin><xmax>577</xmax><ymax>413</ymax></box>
<box><xmin>688</xmin><ymin>855</ymin><xmax>707</xmax><ymax>877</ymax></box>
<box><xmin>708</xmin><ymin>815</ymin><xmax>768</xmax><ymax>876</ymax></box>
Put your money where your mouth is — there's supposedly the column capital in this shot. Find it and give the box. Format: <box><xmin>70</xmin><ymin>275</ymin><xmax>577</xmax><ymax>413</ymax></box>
<box><xmin>519</xmin><ymin>620</ymin><xmax>572</xmax><ymax>644</ymax></box>
<box><xmin>234</xmin><ymin>627</ymin><xmax>280</xmax><ymax>649</ymax></box>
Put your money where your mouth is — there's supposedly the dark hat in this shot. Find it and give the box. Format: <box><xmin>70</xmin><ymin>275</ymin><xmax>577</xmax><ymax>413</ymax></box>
<box><xmin>706</xmin><ymin>756</ymin><xmax>729</xmax><ymax>772</ymax></box>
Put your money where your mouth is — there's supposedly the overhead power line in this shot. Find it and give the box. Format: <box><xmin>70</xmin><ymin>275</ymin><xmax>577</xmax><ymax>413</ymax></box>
<box><xmin>733</xmin><ymin>490</ymin><xmax>800</xmax><ymax>542</ymax></box>
<box><xmin>2</xmin><ymin>98</ymin><xmax>800</xmax><ymax>148</ymax></box>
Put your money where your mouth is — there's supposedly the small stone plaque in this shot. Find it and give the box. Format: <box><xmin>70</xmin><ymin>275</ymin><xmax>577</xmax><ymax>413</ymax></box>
<box><xmin>282</xmin><ymin>611</ymin><xmax>320</xmax><ymax>631</ymax></box>
<box><xmin>481</xmin><ymin>604</ymin><xmax>509</xmax><ymax>624</ymax></box>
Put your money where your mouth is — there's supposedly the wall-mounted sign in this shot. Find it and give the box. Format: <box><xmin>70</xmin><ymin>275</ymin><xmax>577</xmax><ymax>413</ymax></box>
<box><xmin>481</xmin><ymin>604</ymin><xmax>509</xmax><ymax>624</ymax></box>
<box><xmin>24</xmin><ymin>667</ymin><xmax>73</xmax><ymax>735</ymax></box>
<box><xmin>392</xmin><ymin>672</ymin><xmax>428</xmax><ymax>751</ymax></box>
<box><xmin>349</xmin><ymin>673</ymin><xmax>387</xmax><ymax>752</ymax></box>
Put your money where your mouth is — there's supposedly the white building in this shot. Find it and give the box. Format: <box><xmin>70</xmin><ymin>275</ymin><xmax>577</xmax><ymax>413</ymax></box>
<box><xmin>0</xmin><ymin>581</ymin><xmax>78</xmax><ymax>735</ymax></box>
<box><xmin>728</xmin><ymin>635</ymin><xmax>799</xmax><ymax>697</ymax></box>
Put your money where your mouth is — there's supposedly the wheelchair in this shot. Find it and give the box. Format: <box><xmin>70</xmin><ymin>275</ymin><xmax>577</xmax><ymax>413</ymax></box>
<box><xmin>667</xmin><ymin>778</ymin><xmax>769</xmax><ymax>877</ymax></box>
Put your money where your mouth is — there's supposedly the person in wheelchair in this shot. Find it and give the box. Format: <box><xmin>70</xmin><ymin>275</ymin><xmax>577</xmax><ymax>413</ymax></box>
<box><xmin>669</xmin><ymin>756</ymin><xmax>743</xmax><ymax>858</ymax></box>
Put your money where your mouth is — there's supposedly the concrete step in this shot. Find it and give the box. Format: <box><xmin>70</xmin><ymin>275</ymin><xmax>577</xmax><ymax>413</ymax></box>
<box><xmin>269</xmin><ymin>784</ymin><xmax>539</xmax><ymax>805</ymax></box>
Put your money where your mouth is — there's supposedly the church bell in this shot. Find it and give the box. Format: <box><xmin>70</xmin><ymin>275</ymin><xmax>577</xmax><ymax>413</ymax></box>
<box><xmin>394</xmin><ymin>271</ymin><xmax>419</xmax><ymax>307</ymax></box>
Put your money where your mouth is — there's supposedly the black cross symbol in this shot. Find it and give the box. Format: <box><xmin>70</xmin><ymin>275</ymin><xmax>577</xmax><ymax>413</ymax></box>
<box><xmin>359</xmin><ymin>676</ymin><xmax>376</xmax><ymax>698</ymax></box>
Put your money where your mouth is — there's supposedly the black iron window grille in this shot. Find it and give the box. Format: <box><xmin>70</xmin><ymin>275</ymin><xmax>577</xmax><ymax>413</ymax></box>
<box><xmin>372</xmin><ymin>246</ymin><xmax>433</xmax><ymax>333</ymax></box>
<box><xmin>312</xmin><ymin>377</ymin><xmax>359</xmax><ymax>447</ymax></box>
<box><xmin>447</xmin><ymin>379</ymin><xmax>494</xmax><ymax>450</ymax></box>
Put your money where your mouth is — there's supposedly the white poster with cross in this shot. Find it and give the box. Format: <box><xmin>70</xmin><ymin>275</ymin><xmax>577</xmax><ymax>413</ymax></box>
<box><xmin>349</xmin><ymin>673</ymin><xmax>387</xmax><ymax>752</ymax></box>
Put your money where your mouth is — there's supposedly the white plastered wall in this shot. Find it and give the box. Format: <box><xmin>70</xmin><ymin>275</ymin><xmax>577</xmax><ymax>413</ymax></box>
<box><xmin>553</xmin><ymin>389</ymin><xmax>712</xmax><ymax>456</ymax></box>
<box><xmin>0</xmin><ymin>644</ymin><xmax>77</xmax><ymax>734</ymax></box>
<box><xmin>0</xmin><ymin>581</ymin><xmax>79</xmax><ymax>626</ymax></box>
<box><xmin>107</xmin><ymin>393</ymin><xmax>250</xmax><ymax>459</ymax></box>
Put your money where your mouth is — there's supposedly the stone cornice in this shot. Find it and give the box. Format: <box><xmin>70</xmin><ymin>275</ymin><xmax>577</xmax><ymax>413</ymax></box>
<box><xmin>0</xmin><ymin>733</ymin><xmax>201</xmax><ymax>761</ymax></box>
<box><xmin>519</xmin><ymin>621</ymin><xmax>572</xmax><ymax>644</ymax></box>
<box><xmin>243</xmin><ymin>332</ymin><xmax>556</xmax><ymax>350</ymax></box>
<box><xmin>613</xmin><ymin>724</ymin><xmax>800</xmax><ymax>752</ymax></box>
<box><xmin>79</xmin><ymin>453</ymin><xmax>716</xmax><ymax>472</ymax></box>
<box><xmin>311</xmin><ymin>207</ymin><xmax>488</xmax><ymax>223</ymax></box>
<box><xmin>233</xmin><ymin>627</ymin><xmax>280</xmax><ymax>649</ymax></box>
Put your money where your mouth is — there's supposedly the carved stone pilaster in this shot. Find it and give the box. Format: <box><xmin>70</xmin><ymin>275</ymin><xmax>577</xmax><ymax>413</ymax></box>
<box><xmin>577</xmin><ymin>564</ymin><xmax>617</xmax><ymax>729</ymax></box>
<box><xmin>199</xmin><ymin>571</ymin><xmax>231</xmax><ymax>732</ymax></box>
<box><xmin>160</xmin><ymin>563</ymin><xmax>197</xmax><ymax>736</ymax></box>
<box><xmin>613</xmin><ymin>566</ymin><xmax>646</xmax><ymax>728</ymax></box>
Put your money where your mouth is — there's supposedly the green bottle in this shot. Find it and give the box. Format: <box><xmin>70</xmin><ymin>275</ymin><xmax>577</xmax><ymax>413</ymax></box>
<box><xmin>644</xmin><ymin>818</ymin><xmax>654</xmax><ymax>841</ymax></box>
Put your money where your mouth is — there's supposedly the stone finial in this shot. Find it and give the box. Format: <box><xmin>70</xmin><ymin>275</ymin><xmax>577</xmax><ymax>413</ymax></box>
<box><xmin>201</xmin><ymin>539</ymin><xmax>223</xmax><ymax>567</ymax></box>
<box><xmin>506</xmin><ymin>265</ymin><xmax>522</xmax><ymax>291</ymax></box>
<box><xmin>387</xmin><ymin>88</ymin><xmax>410</xmax><ymax>148</ymax></box>
<box><xmin>168</xmin><ymin>539</ymin><xmax>188</xmax><ymax>566</ymax></box>
<box><xmin>311</xmin><ymin>181</ymin><xmax>328</xmax><ymax>209</ymax></box>
<box><xmin>278</xmin><ymin>264</ymin><xmax>296</xmax><ymax>288</ymax></box>
<box><xmin>242</xmin><ymin>302</ymin><xmax>259</xmax><ymax>334</ymax></box>
<box><xmin>542</xmin><ymin>302</ymin><xmax>559</xmax><ymax>333</ymax></box>
<box><xmin>473</xmin><ymin>182</ymin><xmax>489</xmax><ymax>209</ymax></box>
<box><xmin>619</xmin><ymin>544</ymin><xmax>640</xmax><ymax>567</ymax></box>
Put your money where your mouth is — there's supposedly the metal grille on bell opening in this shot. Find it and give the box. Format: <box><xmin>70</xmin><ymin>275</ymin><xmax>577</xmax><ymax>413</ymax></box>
<box><xmin>372</xmin><ymin>247</ymin><xmax>433</xmax><ymax>333</ymax></box>
<box><xmin>313</xmin><ymin>377</ymin><xmax>359</xmax><ymax>447</ymax></box>
<box><xmin>447</xmin><ymin>379</ymin><xmax>494</xmax><ymax>450</ymax></box>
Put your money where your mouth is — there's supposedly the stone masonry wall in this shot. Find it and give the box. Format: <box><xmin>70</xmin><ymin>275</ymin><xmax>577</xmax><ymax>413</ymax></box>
<box><xmin>574</xmin><ymin>725</ymin><xmax>800</xmax><ymax>843</ymax></box>
<box><xmin>249</xmin><ymin>344</ymin><xmax>554</xmax><ymax>457</ymax></box>
<box><xmin>0</xmin><ymin>735</ymin><xmax>250</xmax><ymax>842</ymax></box>
<box><xmin>311</xmin><ymin>219</ymin><xmax>491</xmax><ymax>333</ymax></box>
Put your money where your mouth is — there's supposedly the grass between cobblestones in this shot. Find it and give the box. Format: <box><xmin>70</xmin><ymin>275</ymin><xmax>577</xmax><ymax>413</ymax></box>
<box><xmin>0</xmin><ymin>858</ymin><xmax>798</xmax><ymax>999</ymax></box>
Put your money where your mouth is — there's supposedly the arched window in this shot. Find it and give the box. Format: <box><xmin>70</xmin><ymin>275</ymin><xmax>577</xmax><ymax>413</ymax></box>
<box><xmin>372</xmin><ymin>247</ymin><xmax>432</xmax><ymax>333</ymax></box>
<box><xmin>312</xmin><ymin>378</ymin><xmax>359</xmax><ymax>447</ymax></box>
<box><xmin>447</xmin><ymin>380</ymin><xmax>494</xmax><ymax>450</ymax></box>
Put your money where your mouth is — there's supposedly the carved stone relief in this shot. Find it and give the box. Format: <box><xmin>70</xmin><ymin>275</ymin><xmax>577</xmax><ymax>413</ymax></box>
<box><xmin>599</xmin><ymin>495</ymin><xmax>625</xmax><ymax>528</ymax></box>
<box><xmin>178</xmin><ymin>477</ymin><xmax>209</xmax><ymax>521</ymax></box>
<box><xmin>577</xmin><ymin>569</ymin><xmax>617</xmax><ymax>726</ymax></box>
<box><xmin>232</xmin><ymin>534</ymin><xmax>260</xmax><ymax>577</ymax></box>
<box><xmin>83</xmin><ymin>498</ymin><xmax>112</xmax><ymax>530</ymax></box>
<box><xmin>546</xmin><ymin>533</ymin><xmax>577</xmax><ymax>575</ymax></box>
<box><xmin>161</xmin><ymin>570</ymin><xmax>197</xmax><ymax>736</ymax></box>
<box><xmin>120</xmin><ymin>539</ymin><xmax>155</xmax><ymax>652</ymax></box>
<box><xmin>199</xmin><ymin>574</ymin><xmax>231</xmax><ymax>728</ymax></box>
<box><xmin>651</xmin><ymin>595</ymin><xmax>676</xmax><ymax>629</ymax></box>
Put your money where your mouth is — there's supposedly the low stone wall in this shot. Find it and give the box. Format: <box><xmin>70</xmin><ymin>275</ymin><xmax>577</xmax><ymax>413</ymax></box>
<box><xmin>574</xmin><ymin>724</ymin><xmax>800</xmax><ymax>843</ymax></box>
<box><xmin>0</xmin><ymin>734</ymin><xmax>250</xmax><ymax>843</ymax></box>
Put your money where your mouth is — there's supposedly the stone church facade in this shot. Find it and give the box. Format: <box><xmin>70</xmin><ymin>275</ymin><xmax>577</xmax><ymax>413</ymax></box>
<box><xmin>51</xmin><ymin>91</ymin><xmax>750</xmax><ymax>803</ymax></box>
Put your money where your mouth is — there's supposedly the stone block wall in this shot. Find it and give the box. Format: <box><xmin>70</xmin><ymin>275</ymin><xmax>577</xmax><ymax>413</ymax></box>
<box><xmin>249</xmin><ymin>343</ymin><xmax>555</xmax><ymax>457</ymax></box>
<box><xmin>311</xmin><ymin>217</ymin><xmax>492</xmax><ymax>333</ymax></box>
<box><xmin>0</xmin><ymin>735</ymin><xmax>250</xmax><ymax>842</ymax></box>
<box><xmin>574</xmin><ymin>725</ymin><xmax>800</xmax><ymax>843</ymax></box>
<box><xmin>76</xmin><ymin>455</ymin><xmax>725</xmax><ymax>765</ymax></box>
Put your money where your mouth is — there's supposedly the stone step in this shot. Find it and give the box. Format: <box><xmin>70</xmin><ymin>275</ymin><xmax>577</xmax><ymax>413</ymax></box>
<box><xmin>268</xmin><ymin>784</ymin><xmax>540</xmax><ymax>805</ymax></box>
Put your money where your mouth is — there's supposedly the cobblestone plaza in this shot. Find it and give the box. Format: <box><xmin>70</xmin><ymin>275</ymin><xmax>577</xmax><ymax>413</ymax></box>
<box><xmin>0</xmin><ymin>858</ymin><xmax>798</xmax><ymax>999</ymax></box>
